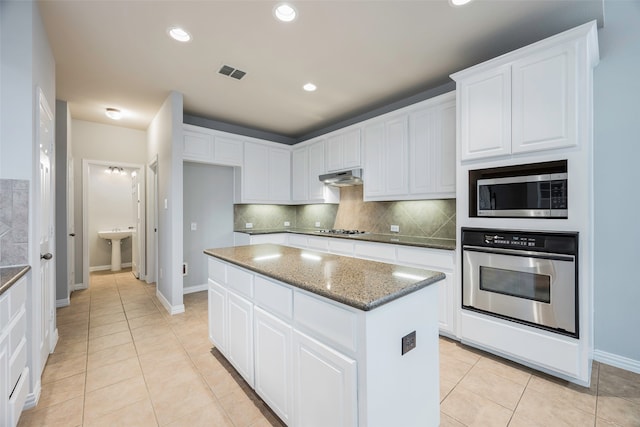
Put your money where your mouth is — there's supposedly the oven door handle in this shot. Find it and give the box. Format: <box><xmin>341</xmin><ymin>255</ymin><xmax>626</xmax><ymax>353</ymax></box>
<box><xmin>463</xmin><ymin>245</ymin><xmax>575</xmax><ymax>262</ymax></box>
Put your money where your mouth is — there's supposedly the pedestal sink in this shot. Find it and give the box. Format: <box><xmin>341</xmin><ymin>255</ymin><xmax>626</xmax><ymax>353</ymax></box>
<box><xmin>98</xmin><ymin>230</ymin><xmax>132</xmax><ymax>271</ymax></box>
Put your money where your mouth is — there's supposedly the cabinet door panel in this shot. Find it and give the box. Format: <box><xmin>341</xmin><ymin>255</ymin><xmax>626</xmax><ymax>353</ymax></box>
<box><xmin>183</xmin><ymin>130</ymin><xmax>214</xmax><ymax>162</ymax></box>
<box><xmin>243</xmin><ymin>143</ymin><xmax>269</xmax><ymax>201</ymax></box>
<box><xmin>363</xmin><ymin>123</ymin><xmax>385</xmax><ymax>197</ymax></box>
<box><xmin>293</xmin><ymin>331</ymin><xmax>357</xmax><ymax>427</ymax></box>
<box><xmin>227</xmin><ymin>291</ymin><xmax>254</xmax><ymax>386</ymax></box>
<box><xmin>460</xmin><ymin>66</ymin><xmax>512</xmax><ymax>160</ymax></box>
<box><xmin>208</xmin><ymin>280</ymin><xmax>227</xmax><ymax>353</ymax></box>
<box><xmin>214</xmin><ymin>136</ymin><xmax>243</xmax><ymax>166</ymax></box>
<box><xmin>292</xmin><ymin>148</ymin><xmax>308</xmax><ymax>201</ymax></box>
<box><xmin>384</xmin><ymin>116</ymin><xmax>408</xmax><ymax>195</ymax></box>
<box><xmin>325</xmin><ymin>135</ymin><xmax>342</xmax><ymax>172</ymax></box>
<box><xmin>269</xmin><ymin>148</ymin><xmax>291</xmax><ymax>202</ymax></box>
<box><xmin>512</xmin><ymin>44</ymin><xmax>576</xmax><ymax>153</ymax></box>
<box><xmin>308</xmin><ymin>142</ymin><xmax>326</xmax><ymax>201</ymax></box>
<box><xmin>409</xmin><ymin>107</ymin><xmax>436</xmax><ymax>194</ymax></box>
<box><xmin>254</xmin><ymin>308</ymin><xmax>293</xmax><ymax>424</ymax></box>
<box><xmin>342</xmin><ymin>129</ymin><xmax>361</xmax><ymax>169</ymax></box>
<box><xmin>436</xmin><ymin>100</ymin><xmax>457</xmax><ymax>193</ymax></box>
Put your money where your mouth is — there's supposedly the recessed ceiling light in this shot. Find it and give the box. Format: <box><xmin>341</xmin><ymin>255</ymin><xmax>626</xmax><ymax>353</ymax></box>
<box><xmin>105</xmin><ymin>108</ymin><xmax>122</xmax><ymax>120</ymax></box>
<box><xmin>168</xmin><ymin>27</ymin><xmax>191</xmax><ymax>42</ymax></box>
<box><xmin>450</xmin><ymin>0</ymin><xmax>474</xmax><ymax>6</ymax></box>
<box><xmin>303</xmin><ymin>83</ymin><xmax>317</xmax><ymax>92</ymax></box>
<box><xmin>274</xmin><ymin>3</ymin><xmax>297</xmax><ymax>22</ymax></box>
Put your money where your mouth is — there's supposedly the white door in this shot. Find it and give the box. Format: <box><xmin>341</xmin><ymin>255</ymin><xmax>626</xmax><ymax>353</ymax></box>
<box><xmin>67</xmin><ymin>159</ymin><xmax>75</xmax><ymax>297</ymax></box>
<box><xmin>38</xmin><ymin>89</ymin><xmax>55</xmax><ymax>371</ymax></box>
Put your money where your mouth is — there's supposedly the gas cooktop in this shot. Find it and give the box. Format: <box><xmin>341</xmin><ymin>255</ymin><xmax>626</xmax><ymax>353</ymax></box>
<box><xmin>316</xmin><ymin>229</ymin><xmax>368</xmax><ymax>235</ymax></box>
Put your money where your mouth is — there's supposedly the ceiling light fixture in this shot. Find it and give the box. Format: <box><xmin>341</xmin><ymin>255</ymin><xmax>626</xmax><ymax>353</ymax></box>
<box><xmin>303</xmin><ymin>83</ymin><xmax>317</xmax><ymax>92</ymax></box>
<box><xmin>105</xmin><ymin>108</ymin><xmax>122</xmax><ymax>120</ymax></box>
<box><xmin>450</xmin><ymin>0</ymin><xmax>474</xmax><ymax>6</ymax></box>
<box><xmin>168</xmin><ymin>27</ymin><xmax>191</xmax><ymax>42</ymax></box>
<box><xmin>274</xmin><ymin>3</ymin><xmax>297</xmax><ymax>22</ymax></box>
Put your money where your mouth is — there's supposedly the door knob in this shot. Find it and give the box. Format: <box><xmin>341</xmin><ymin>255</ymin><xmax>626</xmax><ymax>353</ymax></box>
<box><xmin>40</xmin><ymin>253</ymin><xmax>53</xmax><ymax>260</ymax></box>
<box><xmin>69</xmin><ymin>233</ymin><xmax>76</xmax><ymax>237</ymax></box>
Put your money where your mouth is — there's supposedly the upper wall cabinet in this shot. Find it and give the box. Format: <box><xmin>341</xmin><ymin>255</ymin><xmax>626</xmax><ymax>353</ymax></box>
<box><xmin>183</xmin><ymin>124</ymin><xmax>243</xmax><ymax>166</ymax></box>
<box><xmin>363</xmin><ymin>115</ymin><xmax>409</xmax><ymax>199</ymax></box>
<box><xmin>292</xmin><ymin>140</ymin><xmax>330</xmax><ymax>204</ymax></box>
<box><xmin>238</xmin><ymin>142</ymin><xmax>291</xmax><ymax>204</ymax></box>
<box><xmin>362</xmin><ymin>91</ymin><xmax>456</xmax><ymax>201</ymax></box>
<box><xmin>325</xmin><ymin>128</ymin><xmax>361</xmax><ymax>172</ymax></box>
<box><xmin>452</xmin><ymin>21</ymin><xmax>599</xmax><ymax>162</ymax></box>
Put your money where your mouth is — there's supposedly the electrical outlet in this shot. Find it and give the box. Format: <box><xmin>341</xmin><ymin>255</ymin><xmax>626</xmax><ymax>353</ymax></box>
<box><xmin>284</xmin><ymin>221</ymin><xmax>290</xmax><ymax>227</ymax></box>
<box><xmin>246</xmin><ymin>222</ymin><xmax>253</xmax><ymax>229</ymax></box>
<box><xmin>190</xmin><ymin>222</ymin><xmax>197</xmax><ymax>231</ymax></box>
<box><xmin>390</xmin><ymin>225</ymin><xmax>400</xmax><ymax>233</ymax></box>
<box><xmin>401</xmin><ymin>331</ymin><xmax>416</xmax><ymax>355</ymax></box>
<box><xmin>315</xmin><ymin>221</ymin><xmax>321</xmax><ymax>227</ymax></box>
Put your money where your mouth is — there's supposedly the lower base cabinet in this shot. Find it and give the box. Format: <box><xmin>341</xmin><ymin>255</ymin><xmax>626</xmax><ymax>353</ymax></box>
<box><xmin>293</xmin><ymin>330</ymin><xmax>357</xmax><ymax>427</ymax></box>
<box><xmin>207</xmin><ymin>256</ymin><xmax>440</xmax><ymax>427</ymax></box>
<box><xmin>254</xmin><ymin>307</ymin><xmax>293</xmax><ymax>425</ymax></box>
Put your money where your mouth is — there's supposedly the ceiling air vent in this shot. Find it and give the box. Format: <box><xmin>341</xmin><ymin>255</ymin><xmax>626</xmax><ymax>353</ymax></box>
<box><xmin>218</xmin><ymin>64</ymin><xmax>246</xmax><ymax>80</ymax></box>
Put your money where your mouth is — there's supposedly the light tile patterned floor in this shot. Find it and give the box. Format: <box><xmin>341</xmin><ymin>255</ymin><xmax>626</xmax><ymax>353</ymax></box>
<box><xmin>18</xmin><ymin>269</ymin><xmax>640</xmax><ymax>427</ymax></box>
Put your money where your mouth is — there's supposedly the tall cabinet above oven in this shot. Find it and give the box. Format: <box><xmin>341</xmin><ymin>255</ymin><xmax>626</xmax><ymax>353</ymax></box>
<box><xmin>451</xmin><ymin>21</ymin><xmax>599</xmax><ymax>386</ymax></box>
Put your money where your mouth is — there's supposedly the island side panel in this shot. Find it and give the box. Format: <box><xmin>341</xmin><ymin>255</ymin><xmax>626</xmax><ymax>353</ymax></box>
<box><xmin>360</xmin><ymin>283</ymin><xmax>440</xmax><ymax>427</ymax></box>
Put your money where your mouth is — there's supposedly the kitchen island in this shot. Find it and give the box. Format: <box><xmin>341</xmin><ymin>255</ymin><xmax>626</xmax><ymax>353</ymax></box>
<box><xmin>205</xmin><ymin>244</ymin><xmax>444</xmax><ymax>427</ymax></box>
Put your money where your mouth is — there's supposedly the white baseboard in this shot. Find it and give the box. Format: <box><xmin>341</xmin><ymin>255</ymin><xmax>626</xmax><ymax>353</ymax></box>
<box><xmin>593</xmin><ymin>349</ymin><xmax>640</xmax><ymax>374</ymax></box>
<box><xmin>89</xmin><ymin>262</ymin><xmax>132</xmax><ymax>272</ymax></box>
<box><xmin>56</xmin><ymin>297</ymin><xmax>70</xmax><ymax>308</ymax></box>
<box><xmin>74</xmin><ymin>282</ymin><xmax>87</xmax><ymax>291</ymax></box>
<box><xmin>184</xmin><ymin>283</ymin><xmax>208</xmax><ymax>294</ymax></box>
<box><xmin>23</xmin><ymin>379</ymin><xmax>41</xmax><ymax>410</ymax></box>
<box><xmin>156</xmin><ymin>288</ymin><xmax>185</xmax><ymax>315</ymax></box>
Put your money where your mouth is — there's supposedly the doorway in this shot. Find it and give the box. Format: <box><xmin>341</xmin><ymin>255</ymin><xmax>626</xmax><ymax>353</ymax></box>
<box><xmin>82</xmin><ymin>159</ymin><xmax>145</xmax><ymax>288</ymax></box>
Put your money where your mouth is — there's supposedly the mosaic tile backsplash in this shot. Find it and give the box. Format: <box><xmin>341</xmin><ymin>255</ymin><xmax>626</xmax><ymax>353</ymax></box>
<box><xmin>0</xmin><ymin>179</ymin><xmax>29</xmax><ymax>266</ymax></box>
<box><xmin>234</xmin><ymin>185</ymin><xmax>455</xmax><ymax>240</ymax></box>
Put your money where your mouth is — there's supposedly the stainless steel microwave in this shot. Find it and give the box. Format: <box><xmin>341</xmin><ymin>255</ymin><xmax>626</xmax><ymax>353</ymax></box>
<box><xmin>477</xmin><ymin>173</ymin><xmax>568</xmax><ymax>218</ymax></box>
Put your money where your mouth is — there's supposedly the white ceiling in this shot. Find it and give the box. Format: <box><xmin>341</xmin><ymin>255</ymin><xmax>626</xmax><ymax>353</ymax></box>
<box><xmin>38</xmin><ymin>0</ymin><xmax>603</xmax><ymax>140</ymax></box>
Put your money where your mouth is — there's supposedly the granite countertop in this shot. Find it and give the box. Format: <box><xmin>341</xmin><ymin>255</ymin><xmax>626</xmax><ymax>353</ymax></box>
<box><xmin>234</xmin><ymin>228</ymin><xmax>456</xmax><ymax>251</ymax></box>
<box><xmin>0</xmin><ymin>265</ymin><xmax>31</xmax><ymax>296</ymax></box>
<box><xmin>205</xmin><ymin>244</ymin><xmax>445</xmax><ymax>311</ymax></box>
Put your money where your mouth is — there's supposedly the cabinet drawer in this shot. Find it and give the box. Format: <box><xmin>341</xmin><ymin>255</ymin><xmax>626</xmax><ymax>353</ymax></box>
<box><xmin>396</xmin><ymin>246</ymin><xmax>454</xmax><ymax>270</ymax></box>
<box><xmin>227</xmin><ymin>266</ymin><xmax>253</xmax><ymax>298</ymax></box>
<box><xmin>354</xmin><ymin>242</ymin><xmax>396</xmax><ymax>263</ymax></box>
<box><xmin>8</xmin><ymin>367</ymin><xmax>29</xmax><ymax>427</ymax></box>
<box><xmin>306</xmin><ymin>236</ymin><xmax>329</xmax><ymax>252</ymax></box>
<box><xmin>8</xmin><ymin>277</ymin><xmax>27</xmax><ymax>320</ymax></box>
<box><xmin>208</xmin><ymin>258</ymin><xmax>226</xmax><ymax>283</ymax></box>
<box><xmin>294</xmin><ymin>292</ymin><xmax>357</xmax><ymax>354</ymax></box>
<box><xmin>288</xmin><ymin>234</ymin><xmax>308</xmax><ymax>248</ymax></box>
<box><xmin>9</xmin><ymin>338</ymin><xmax>26</xmax><ymax>394</ymax></box>
<box><xmin>254</xmin><ymin>276</ymin><xmax>293</xmax><ymax>320</ymax></box>
<box><xmin>9</xmin><ymin>310</ymin><xmax>26</xmax><ymax>355</ymax></box>
<box><xmin>327</xmin><ymin>239</ymin><xmax>354</xmax><ymax>256</ymax></box>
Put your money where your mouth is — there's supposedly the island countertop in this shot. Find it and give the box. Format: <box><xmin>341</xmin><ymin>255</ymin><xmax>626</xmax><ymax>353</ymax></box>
<box><xmin>204</xmin><ymin>244</ymin><xmax>445</xmax><ymax>311</ymax></box>
<box><xmin>0</xmin><ymin>265</ymin><xmax>31</xmax><ymax>296</ymax></box>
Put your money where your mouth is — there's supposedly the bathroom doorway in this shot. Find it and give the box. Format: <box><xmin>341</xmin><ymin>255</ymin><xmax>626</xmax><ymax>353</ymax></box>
<box><xmin>82</xmin><ymin>159</ymin><xmax>145</xmax><ymax>288</ymax></box>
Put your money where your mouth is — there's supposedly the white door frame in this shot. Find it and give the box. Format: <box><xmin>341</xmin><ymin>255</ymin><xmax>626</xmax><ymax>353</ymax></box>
<box><xmin>146</xmin><ymin>157</ymin><xmax>158</xmax><ymax>284</ymax></box>
<box><xmin>67</xmin><ymin>158</ymin><xmax>75</xmax><ymax>299</ymax></box>
<box><xmin>82</xmin><ymin>159</ymin><xmax>145</xmax><ymax>288</ymax></box>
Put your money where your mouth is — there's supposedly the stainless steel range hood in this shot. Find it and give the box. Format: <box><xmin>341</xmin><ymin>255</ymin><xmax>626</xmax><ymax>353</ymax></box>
<box><xmin>319</xmin><ymin>169</ymin><xmax>363</xmax><ymax>187</ymax></box>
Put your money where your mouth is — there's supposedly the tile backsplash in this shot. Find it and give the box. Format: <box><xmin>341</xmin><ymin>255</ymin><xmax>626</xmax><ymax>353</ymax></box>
<box><xmin>0</xmin><ymin>179</ymin><xmax>29</xmax><ymax>266</ymax></box>
<box><xmin>234</xmin><ymin>185</ymin><xmax>455</xmax><ymax>240</ymax></box>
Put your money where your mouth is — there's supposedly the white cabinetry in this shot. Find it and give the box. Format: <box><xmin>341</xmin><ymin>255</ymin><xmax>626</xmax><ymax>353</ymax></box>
<box><xmin>254</xmin><ymin>307</ymin><xmax>293</xmax><ymax>424</ymax></box>
<box><xmin>292</xmin><ymin>141</ymin><xmax>330</xmax><ymax>204</ymax></box>
<box><xmin>326</xmin><ymin>129</ymin><xmax>361</xmax><ymax>172</ymax></box>
<box><xmin>182</xmin><ymin>124</ymin><xmax>243</xmax><ymax>166</ymax></box>
<box><xmin>360</xmin><ymin>92</ymin><xmax>456</xmax><ymax>201</ymax></box>
<box><xmin>239</xmin><ymin>142</ymin><xmax>291</xmax><ymax>204</ymax></box>
<box><xmin>1</xmin><ymin>276</ymin><xmax>29</xmax><ymax>427</ymax></box>
<box><xmin>452</xmin><ymin>22</ymin><xmax>598</xmax><ymax>161</ymax></box>
<box><xmin>409</xmin><ymin>92</ymin><xmax>456</xmax><ymax>197</ymax></box>
<box><xmin>208</xmin><ymin>280</ymin><xmax>227</xmax><ymax>353</ymax></box>
<box><xmin>363</xmin><ymin>116</ymin><xmax>409</xmax><ymax>199</ymax></box>
<box><xmin>227</xmin><ymin>291</ymin><xmax>254</xmax><ymax>386</ymax></box>
<box><xmin>293</xmin><ymin>330</ymin><xmax>357</xmax><ymax>427</ymax></box>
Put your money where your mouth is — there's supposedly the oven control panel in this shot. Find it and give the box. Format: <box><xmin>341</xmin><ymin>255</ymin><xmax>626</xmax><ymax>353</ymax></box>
<box><xmin>462</xmin><ymin>228</ymin><xmax>578</xmax><ymax>255</ymax></box>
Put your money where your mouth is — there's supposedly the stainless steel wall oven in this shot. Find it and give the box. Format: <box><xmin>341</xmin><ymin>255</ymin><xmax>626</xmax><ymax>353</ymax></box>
<box><xmin>462</xmin><ymin>228</ymin><xmax>579</xmax><ymax>337</ymax></box>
